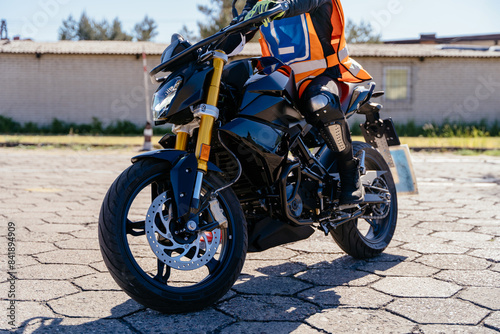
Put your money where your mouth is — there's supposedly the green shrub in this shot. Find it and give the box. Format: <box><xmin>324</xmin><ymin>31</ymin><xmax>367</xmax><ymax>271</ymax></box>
<box><xmin>0</xmin><ymin>115</ymin><xmax>499</xmax><ymax>137</ymax></box>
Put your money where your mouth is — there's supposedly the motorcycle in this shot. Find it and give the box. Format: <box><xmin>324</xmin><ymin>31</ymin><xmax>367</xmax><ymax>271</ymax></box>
<box><xmin>98</xmin><ymin>2</ymin><xmax>400</xmax><ymax>313</ymax></box>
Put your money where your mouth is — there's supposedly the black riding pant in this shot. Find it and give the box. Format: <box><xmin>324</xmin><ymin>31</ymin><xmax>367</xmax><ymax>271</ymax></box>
<box><xmin>300</xmin><ymin>72</ymin><xmax>354</xmax><ymax>167</ymax></box>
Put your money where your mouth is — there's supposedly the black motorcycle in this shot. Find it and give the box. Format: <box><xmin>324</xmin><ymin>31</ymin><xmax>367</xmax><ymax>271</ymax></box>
<box><xmin>98</xmin><ymin>2</ymin><xmax>400</xmax><ymax>313</ymax></box>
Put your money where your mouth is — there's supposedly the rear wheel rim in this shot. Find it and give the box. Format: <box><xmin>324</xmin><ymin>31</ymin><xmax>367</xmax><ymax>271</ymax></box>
<box><xmin>356</xmin><ymin>149</ymin><xmax>396</xmax><ymax>246</ymax></box>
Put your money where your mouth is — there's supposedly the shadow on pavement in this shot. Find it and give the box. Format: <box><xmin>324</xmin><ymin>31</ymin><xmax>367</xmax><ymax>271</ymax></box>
<box><xmin>14</xmin><ymin>254</ymin><xmax>405</xmax><ymax>333</ymax></box>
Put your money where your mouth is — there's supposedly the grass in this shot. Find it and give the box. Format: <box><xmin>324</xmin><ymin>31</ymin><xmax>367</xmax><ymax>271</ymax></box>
<box><xmin>2</xmin><ymin>134</ymin><xmax>499</xmax><ymax>152</ymax></box>
<box><xmin>1</xmin><ymin>135</ymin><xmax>163</xmax><ymax>148</ymax></box>
<box><xmin>351</xmin><ymin>136</ymin><xmax>500</xmax><ymax>150</ymax></box>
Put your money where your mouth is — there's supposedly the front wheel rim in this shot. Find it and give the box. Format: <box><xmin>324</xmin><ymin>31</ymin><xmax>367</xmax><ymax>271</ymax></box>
<box><xmin>122</xmin><ymin>173</ymin><xmax>237</xmax><ymax>292</ymax></box>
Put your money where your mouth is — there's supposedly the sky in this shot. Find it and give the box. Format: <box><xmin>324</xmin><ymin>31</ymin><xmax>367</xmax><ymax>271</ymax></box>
<box><xmin>1</xmin><ymin>0</ymin><xmax>499</xmax><ymax>43</ymax></box>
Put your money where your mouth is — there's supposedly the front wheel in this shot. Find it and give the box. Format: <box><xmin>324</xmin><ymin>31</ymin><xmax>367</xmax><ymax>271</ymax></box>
<box><xmin>330</xmin><ymin>141</ymin><xmax>398</xmax><ymax>259</ymax></box>
<box><xmin>98</xmin><ymin>158</ymin><xmax>247</xmax><ymax>313</ymax></box>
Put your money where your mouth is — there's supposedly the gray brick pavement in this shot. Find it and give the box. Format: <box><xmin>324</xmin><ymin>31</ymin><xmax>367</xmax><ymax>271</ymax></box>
<box><xmin>0</xmin><ymin>148</ymin><xmax>499</xmax><ymax>333</ymax></box>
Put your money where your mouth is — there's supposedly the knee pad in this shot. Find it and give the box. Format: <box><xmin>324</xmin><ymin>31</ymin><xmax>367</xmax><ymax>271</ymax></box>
<box><xmin>304</xmin><ymin>92</ymin><xmax>344</xmax><ymax>126</ymax></box>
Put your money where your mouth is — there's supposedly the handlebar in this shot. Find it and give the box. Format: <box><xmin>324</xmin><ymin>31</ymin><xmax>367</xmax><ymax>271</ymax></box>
<box><xmin>149</xmin><ymin>2</ymin><xmax>289</xmax><ymax>79</ymax></box>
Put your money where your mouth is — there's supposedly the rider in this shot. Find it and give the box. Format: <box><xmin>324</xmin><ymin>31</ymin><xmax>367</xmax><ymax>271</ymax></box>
<box><xmin>228</xmin><ymin>0</ymin><xmax>372</xmax><ymax>205</ymax></box>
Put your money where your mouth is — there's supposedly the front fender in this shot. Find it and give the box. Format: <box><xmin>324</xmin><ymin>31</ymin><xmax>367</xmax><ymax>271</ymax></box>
<box><xmin>131</xmin><ymin>149</ymin><xmax>222</xmax><ymax>174</ymax></box>
<box><xmin>131</xmin><ymin>149</ymin><xmax>222</xmax><ymax>218</ymax></box>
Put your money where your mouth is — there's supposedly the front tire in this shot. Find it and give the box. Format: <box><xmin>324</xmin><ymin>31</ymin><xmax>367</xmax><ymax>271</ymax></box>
<box><xmin>330</xmin><ymin>142</ymin><xmax>398</xmax><ymax>259</ymax></box>
<box><xmin>98</xmin><ymin>158</ymin><xmax>247</xmax><ymax>313</ymax></box>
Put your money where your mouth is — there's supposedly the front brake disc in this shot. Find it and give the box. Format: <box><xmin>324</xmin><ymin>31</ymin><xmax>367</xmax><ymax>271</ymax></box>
<box><xmin>145</xmin><ymin>192</ymin><xmax>222</xmax><ymax>270</ymax></box>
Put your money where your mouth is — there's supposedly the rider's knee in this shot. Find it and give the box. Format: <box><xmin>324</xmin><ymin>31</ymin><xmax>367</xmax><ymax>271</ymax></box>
<box><xmin>303</xmin><ymin>91</ymin><xmax>344</xmax><ymax>126</ymax></box>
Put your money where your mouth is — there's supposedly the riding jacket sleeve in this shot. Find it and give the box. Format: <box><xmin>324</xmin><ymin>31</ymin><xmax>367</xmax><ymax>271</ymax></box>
<box><xmin>243</xmin><ymin>0</ymin><xmax>332</xmax><ymax>18</ymax></box>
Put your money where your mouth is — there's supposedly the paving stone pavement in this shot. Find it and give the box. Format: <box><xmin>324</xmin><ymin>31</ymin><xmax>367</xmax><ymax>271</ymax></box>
<box><xmin>0</xmin><ymin>147</ymin><xmax>499</xmax><ymax>333</ymax></box>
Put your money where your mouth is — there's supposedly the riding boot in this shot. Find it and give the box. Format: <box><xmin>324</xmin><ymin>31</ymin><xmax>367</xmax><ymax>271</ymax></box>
<box><xmin>318</xmin><ymin>123</ymin><xmax>364</xmax><ymax>205</ymax></box>
<box><xmin>338</xmin><ymin>158</ymin><xmax>364</xmax><ymax>205</ymax></box>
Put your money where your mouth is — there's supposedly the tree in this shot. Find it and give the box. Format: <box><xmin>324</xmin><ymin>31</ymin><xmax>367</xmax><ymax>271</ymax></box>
<box><xmin>59</xmin><ymin>15</ymin><xmax>77</xmax><ymax>40</ymax></box>
<box><xmin>58</xmin><ymin>12</ymin><xmax>155</xmax><ymax>41</ymax></box>
<box><xmin>76</xmin><ymin>12</ymin><xmax>96</xmax><ymax>40</ymax></box>
<box><xmin>134</xmin><ymin>16</ymin><xmax>158</xmax><ymax>41</ymax></box>
<box><xmin>110</xmin><ymin>18</ymin><xmax>133</xmax><ymax>41</ymax></box>
<box><xmin>345</xmin><ymin>19</ymin><xmax>381</xmax><ymax>44</ymax></box>
<box><xmin>178</xmin><ymin>24</ymin><xmax>199</xmax><ymax>43</ymax></box>
<box><xmin>197</xmin><ymin>0</ymin><xmax>244</xmax><ymax>39</ymax></box>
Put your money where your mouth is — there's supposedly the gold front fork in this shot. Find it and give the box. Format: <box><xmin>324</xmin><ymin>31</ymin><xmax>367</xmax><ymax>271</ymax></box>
<box><xmin>194</xmin><ymin>51</ymin><xmax>227</xmax><ymax>172</ymax></box>
<box><xmin>173</xmin><ymin>52</ymin><xmax>226</xmax><ymax>171</ymax></box>
<box><xmin>173</xmin><ymin>51</ymin><xmax>227</xmax><ymax>209</ymax></box>
<box><xmin>174</xmin><ymin>131</ymin><xmax>188</xmax><ymax>150</ymax></box>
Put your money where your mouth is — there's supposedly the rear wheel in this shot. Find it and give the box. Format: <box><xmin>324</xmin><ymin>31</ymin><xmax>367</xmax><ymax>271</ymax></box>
<box><xmin>98</xmin><ymin>158</ymin><xmax>247</xmax><ymax>313</ymax></box>
<box><xmin>330</xmin><ymin>142</ymin><xmax>398</xmax><ymax>259</ymax></box>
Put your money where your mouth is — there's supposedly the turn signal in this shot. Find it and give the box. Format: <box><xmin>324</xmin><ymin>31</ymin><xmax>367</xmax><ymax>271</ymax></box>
<box><xmin>200</xmin><ymin>144</ymin><xmax>211</xmax><ymax>161</ymax></box>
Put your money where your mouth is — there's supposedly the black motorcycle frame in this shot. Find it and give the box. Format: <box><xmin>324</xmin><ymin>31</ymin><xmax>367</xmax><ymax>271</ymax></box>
<box><xmin>138</xmin><ymin>53</ymin><xmax>398</xmax><ymax>253</ymax></box>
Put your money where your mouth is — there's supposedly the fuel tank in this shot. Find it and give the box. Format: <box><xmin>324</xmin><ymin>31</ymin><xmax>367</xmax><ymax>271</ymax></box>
<box><xmin>218</xmin><ymin>58</ymin><xmax>304</xmax><ymax>188</ymax></box>
<box><xmin>239</xmin><ymin>57</ymin><xmax>303</xmax><ymax>128</ymax></box>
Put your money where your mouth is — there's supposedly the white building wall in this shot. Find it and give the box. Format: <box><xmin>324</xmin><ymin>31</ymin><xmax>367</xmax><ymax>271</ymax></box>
<box><xmin>1</xmin><ymin>52</ymin><xmax>499</xmax><ymax>127</ymax></box>
<box><xmin>0</xmin><ymin>53</ymin><xmax>162</xmax><ymax>126</ymax></box>
<box><xmin>357</xmin><ymin>56</ymin><xmax>500</xmax><ymax>126</ymax></box>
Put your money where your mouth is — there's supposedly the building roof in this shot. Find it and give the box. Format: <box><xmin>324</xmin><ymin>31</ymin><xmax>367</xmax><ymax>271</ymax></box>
<box><xmin>384</xmin><ymin>33</ymin><xmax>500</xmax><ymax>45</ymax></box>
<box><xmin>240</xmin><ymin>43</ymin><xmax>500</xmax><ymax>58</ymax></box>
<box><xmin>2</xmin><ymin>40</ymin><xmax>500</xmax><ymax>58</ymax></box>
<box><xmin>0</xmin><ymin>40</ymin><xmax>168</xmax><ymax>55</ymax></box>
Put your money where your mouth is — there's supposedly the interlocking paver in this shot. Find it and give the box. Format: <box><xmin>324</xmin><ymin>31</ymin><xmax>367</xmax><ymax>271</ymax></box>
<box><xmin>220</xmin><ymin>322</ymin><xmax>320</xmax><ymax>333</ymax></box>
<box><xmin>0</xmin><ymin>280</ymin><xmax>79</xmax><ymax>301</ymax></box>
<box><xmin>431</xmin><ymin>231</ymin><xmax>493</xmax><ymax>242</ymax></box>
<box><xmin>415</xmin><ymin>254</ymin><xmax>492</xmax><ymax>270</ymax></box>
<box><xmin>387</xmin><ymin>298</ymin><xmax>491</xmax><ymax>325</ymax></box>
<box><xmin>33</xmin><ymin>249</ymin><xmax>102</xmax><ymax>265</ymax></box>
<box><xmin>416</xmin><ymin>221</ymin><xmax>473</xmax><ymax>232</ymax></box>
<box><xmin>305</xmin><ymin>308</ymin><xmax>417</xmax><ymax>333</ymax></box>
<box><xmin>3</xmin><ymin>241</ymin><xmax>57</xmax><ymax>256</ymax></box>
<box><xmin>0</xmin><ymin>300</ymin><xmax>58</xmax><ymax>330</ymax></box>
<box><xmin>16</xmin><ymin>264</ymin><xmax>95</xmax><ymax>280</ymax></box>
<box><xmin>401</xmin><ymin>240</ymin><xmax>469</xmax><ymax>254</ymax></box>
<box><xmin>435</xmin><ymin>270</ymin><xmax>500</xmax><ymax>287</ymax></box>
<box><xmin>241</xmin><ymin>259</ymin><xmax>308</xmax><ymax>277</ymax></box>
<box><xmin>371</xmin><ymin>276</ymin><xmax>461</xmax><ymax>297</ymax></box>
<box><xmin>296</xmin><ymin>267</ymin><xmax>380</xmax><ymax>287</ymax></box>
<box><xmin>55</xmin><ymin>237</ymin><xmax>100</xmax><ymax>250</ymax></box>
<box><xmin>19</xmin><ymin>318</ymin><xmax>136</xmax><ymax>334</ymax></box>
<box><xmin>470</xmin><ymin>248</ymin><xmax>500</xmax><ymax>262</ymax></box>
<box><xmin>124</xmin><ymin>308</ymin><xmax>233</xmax><ymax>333</ymax></box>
<box><xmin>232</xmin><ymin>276</ymin><xmax>312</xmax><ymax>295</ymax></box>
<box><xmin>15</xmin><ymin>230</ymin><xmax>75</xmax><ymax>243</ymax></box>
<box><xmin>418</xmin><ymin>324</ymin><xmax>498</xmax><ymax>333</ymax></box>
<box><xmin>47</xmin><ymin>291</ymin><xmax>144</xmax><ymax>318</ymax></box>
<box><xmin>297</xmin><ymin>286</ymin><xmax>393</xmax><ymax>308</ymax></box>
<box><xmin>459</xmin><ymin>287</ymin><xmax>500</xmax><ymax>310</ymax></box>
<box><xmin>2</xmin><ymin>148</ymin><xmax>499</xmax><ymax>333</ymax></box>
<box><xmin>72</xmin><ymin>273</ymin><xmax>121</xmax><ymax>291</ymax></box>
<box><xmin>485</xmin><ymin>312</ymin><xmax>500</xmax><ymax>331</ymax></box>
<box><xmin>357</xmin><ymin>261</ymin><xmax>440</xmax><ymax>277</ymax></box>
<box><xmin>25</xmin><ymin>223</ymin><xmax>85</xmax><ymax>233</ymax></box>
<box><xmin>218</xmin><ymin>296</ymin><xmax>318</xmax><ymax>321</ymax></box>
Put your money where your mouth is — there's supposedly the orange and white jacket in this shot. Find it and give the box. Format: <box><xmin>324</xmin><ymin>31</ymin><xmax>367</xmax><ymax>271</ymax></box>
<box><xmin>255</xmin><ymin>0</ymin><xmax>372</xmax><ymax>94</ymax></box>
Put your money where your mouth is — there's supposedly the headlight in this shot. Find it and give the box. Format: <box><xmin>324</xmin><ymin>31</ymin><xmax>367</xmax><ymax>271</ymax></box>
<box><xmin>151</xmin><ymin>76</ymin><xmax>183</xmax><ymax>121</ymax></box>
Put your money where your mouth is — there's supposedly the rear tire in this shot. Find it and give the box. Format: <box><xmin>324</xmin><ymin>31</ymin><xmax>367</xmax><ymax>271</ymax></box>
<box><xmin>329</xmin><ymin>142</ymin><xmax>398</xmax><ymax>259</ymax></box>
<box><xmin>98</xmin><ymin>158</ymin><xmax>247</xmax><ymax>313</ymax></box>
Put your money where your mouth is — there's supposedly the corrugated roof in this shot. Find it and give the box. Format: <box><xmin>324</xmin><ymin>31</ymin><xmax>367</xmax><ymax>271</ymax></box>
<box><xmin>0</xmin><ymin>40</ymin><xmax>168</xmax><ymax>55</ymax></box>
<box><xmin>239</xmin><ymin>43</ymin><xmax>500</xmax><ymax>58</ymax></box>
<box><xmin>2</xmin><ymin>40</ymin><xmax>500</xmax><ymax>58</ymax></box>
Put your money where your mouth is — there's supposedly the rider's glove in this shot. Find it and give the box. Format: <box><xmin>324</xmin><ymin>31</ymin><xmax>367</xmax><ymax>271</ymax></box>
<box><xmin>244</xmin><ymin>0</ymin><xmax>286</xmax><ymax>27</ymax></box>
<box><xmin>231</xmin><ymin>9</ymin><xmax>249</xmax><ymax>25</ymax></box>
